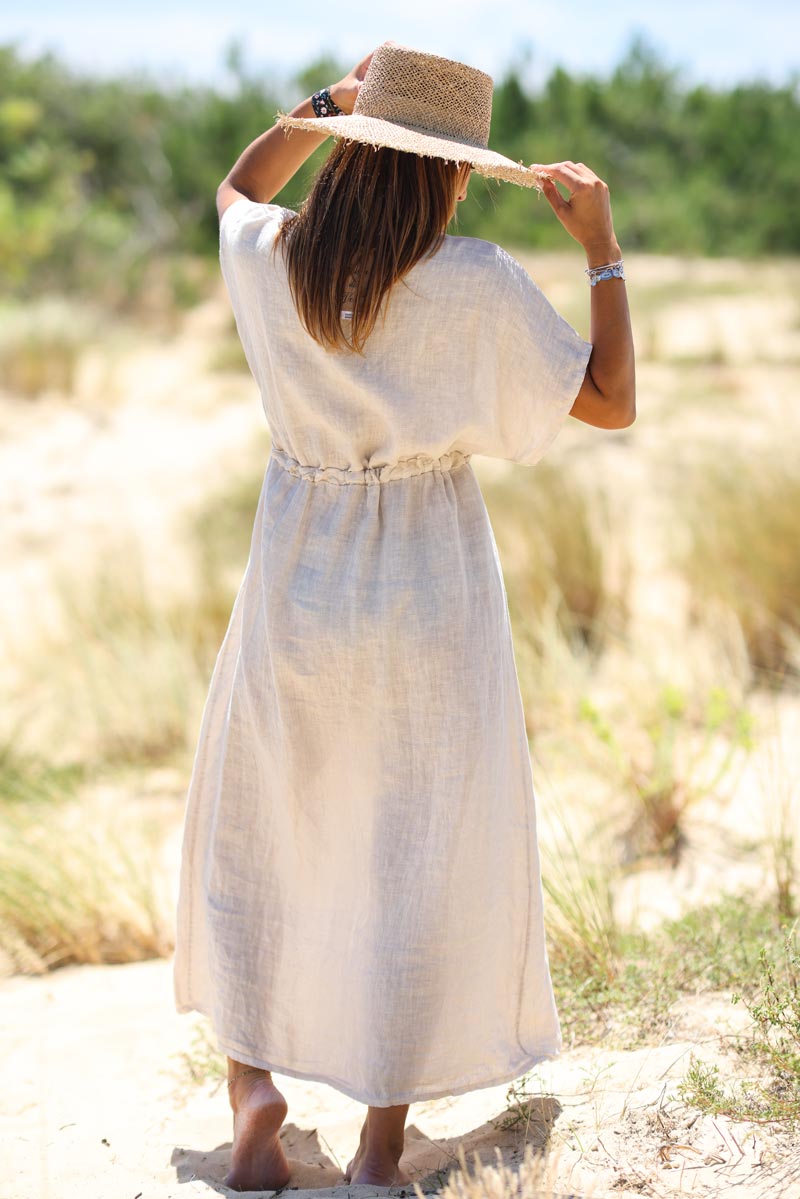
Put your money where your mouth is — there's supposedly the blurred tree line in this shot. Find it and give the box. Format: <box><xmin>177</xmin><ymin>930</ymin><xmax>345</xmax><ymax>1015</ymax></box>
<box><xmin>1</xmin><ymin>34</ymin><xmax>797</xmax><ymax>304</ymax></box>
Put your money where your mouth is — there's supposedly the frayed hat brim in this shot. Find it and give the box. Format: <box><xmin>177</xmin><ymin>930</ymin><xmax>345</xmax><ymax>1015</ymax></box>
<box><xmin>276</xmin><ymin>111</ymin><xmax>546</xmax><ymax>190</ymax></box>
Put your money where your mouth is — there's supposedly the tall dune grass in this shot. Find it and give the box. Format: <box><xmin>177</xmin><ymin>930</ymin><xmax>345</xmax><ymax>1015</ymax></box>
<box><xmin>756</xmin><ymin>695</ymin><xmax>800</xmax><ymax>921</ymax></box>
<box><xmin>0</xmin><ymin>549</ymin><xmax>193</xmax><ymax>971</ymax></box>
<box><xmin>7</xmin><ymin>532</ymin><xmax>235</xmax><ymax>769</ymax></box>
<box><xmin>485</xmin><ymin>460</ymin><xmax>632</xmax><ymax>659</ymax></box>
<box><xmin>540</xmin><ymin>807</ymin><xmax>624</xmax><ymax>989</ymax></box>
<box><xmin>483</xmin><ymin>460</ymin><xmax>633</xmax><ymax>742</ymax></box>
<box><xmin>0</xmin><ymin>789</ymin><xmax>173</xmax><ymax>975</ymax></box>
<box><xmin>668</xmin><ymin>443</ymin><xmax>800</xmax><ymax>687</ymax></box>
<box><xmin>4</xmin><ymin>457</ymin><xmax>264</xmax><ymax>775</ymax></box>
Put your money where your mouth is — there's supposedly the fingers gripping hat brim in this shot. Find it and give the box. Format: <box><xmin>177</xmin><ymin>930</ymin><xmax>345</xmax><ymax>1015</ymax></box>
<box><xmin>275</xmin><ymin>111</ymin><xmax>546</xmax><ymax>190</ymax></box>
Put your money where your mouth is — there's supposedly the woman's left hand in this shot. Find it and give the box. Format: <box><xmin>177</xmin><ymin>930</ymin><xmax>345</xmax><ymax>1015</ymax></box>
<box><xmin>330</xmin><ymin>47</ymin><xmax>379</xmax><ymax>114</ymax></box>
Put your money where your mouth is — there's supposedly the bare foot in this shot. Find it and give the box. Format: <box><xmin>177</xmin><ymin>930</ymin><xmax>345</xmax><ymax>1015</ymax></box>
<box><xmin>224</xmin><ymin>1069</ymin><xmax>291</xmax><ymax>1192</ymax></box>
<box><xmin>344</xmin><ymin>1120</ymin><xmax>411</xmax><ymax>1187</ymax></box>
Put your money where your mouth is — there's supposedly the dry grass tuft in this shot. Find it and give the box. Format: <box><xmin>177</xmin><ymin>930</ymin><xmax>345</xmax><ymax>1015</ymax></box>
<box><xmin>485</xmin><ymin>461</ymin><xmax>631</xmax><ymax>660</ymax></box>
<box><xmin>7</xmin><ymin>530</ymin><xmax>235</xmax><ymax>769</ymax></box>
<box><xmin>415</xmin><ymin>1138</ymin><xmax>596</xmax><ymax>1199</ymax></box>
<box><xmin>756</xmin><ymin>696</ymin><xmax>800</xmax><ymax>922</ymax></box>
<box><xmin>669</xmin><ymin>443</ymin><xmax>800</xmax><ymax>687</ymax></box>
<box><xmin>539</xmin><ymin>802</ymin><xmax>624</xmax><ymax>988</ymax></box>
<box><xmin>0</xmin><ymin>791</ymin><xmax>173</xmax><ymax>975</ymax></box>
<box><xmin>3</xmin><ymin>459</ymin><xmax>264</xmax><ymax>772</ymax></box>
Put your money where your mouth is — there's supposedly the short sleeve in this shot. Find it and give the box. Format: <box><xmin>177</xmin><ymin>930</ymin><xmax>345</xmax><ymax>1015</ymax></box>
<box><xmin>487</xmin><ymin>246</ymin><xmax>593</xmax><ymax>466</ymax></box>
<box><xmin>217</xmin><ymin>197</ymin><xmax>296</xmax><ymax>379</ymax></box>
<box><xmin>219</xmin><ymin>197</ymin><xmax>295</xmax><ymax>262</ymax></box>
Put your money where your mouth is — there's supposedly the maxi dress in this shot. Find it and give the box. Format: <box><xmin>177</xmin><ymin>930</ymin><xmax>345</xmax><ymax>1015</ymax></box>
<box><xmin>172</xmin><ymin>197</ymin><xmax>594</xmax><ymax>1108</ymax></box>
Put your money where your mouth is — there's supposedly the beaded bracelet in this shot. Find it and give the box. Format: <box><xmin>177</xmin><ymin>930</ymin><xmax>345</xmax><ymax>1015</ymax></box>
<box><xmin>585</xmin><ymin>259</ymin><xmax>625</xmax><ymax>286</ymax></box>
<box><xmin>311</xmin><ymin>87</ymin><xmax>344</xmax><ymax>118</ymax></box>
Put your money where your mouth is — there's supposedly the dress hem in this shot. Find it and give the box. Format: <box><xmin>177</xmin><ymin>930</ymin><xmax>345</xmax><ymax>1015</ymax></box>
<box><xmin>175</xmin><ymin>999</ymin><xmax>562</xmax><ymax>1107</ymax></box>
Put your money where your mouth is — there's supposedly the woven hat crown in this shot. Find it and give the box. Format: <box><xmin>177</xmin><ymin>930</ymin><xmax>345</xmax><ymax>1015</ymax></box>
<box><xmin>353</xmin><ymin>43</ymin><xmax>493</xmax><ymax>149</ymax></box>
<box><xmin>275</xmin><ymin>41</ymin><xmax>545</xmax><ymax>188</ymax></box>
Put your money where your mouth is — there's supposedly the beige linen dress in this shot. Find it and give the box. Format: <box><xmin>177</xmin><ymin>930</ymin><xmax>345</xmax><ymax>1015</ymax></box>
<box><xmin>173</xmin><ymin>196</ymin><xmax>593</xmax><ymax>1107</ymax></box>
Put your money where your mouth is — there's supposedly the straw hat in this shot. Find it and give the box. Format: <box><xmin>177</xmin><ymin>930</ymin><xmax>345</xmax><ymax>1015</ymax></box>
<box><xmin>276</xmin><ymin>41</ymin><xmax>545</xmax><ymax>189</ymax></box>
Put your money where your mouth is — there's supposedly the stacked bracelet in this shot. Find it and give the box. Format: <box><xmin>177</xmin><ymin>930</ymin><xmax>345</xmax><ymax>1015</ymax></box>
<box><xmin>585</xmin><ymin>259</ymin><xmax>625</xmax><ymax>286</ymax></box>
<box><xmin>311</xmin><ymin>87</ymin><xmax>345</xmax><ymax>118</ymax></box>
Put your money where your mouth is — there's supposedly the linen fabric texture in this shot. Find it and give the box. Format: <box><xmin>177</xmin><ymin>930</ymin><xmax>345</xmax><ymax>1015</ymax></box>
<box><xmin>172</xmin><ymin>197</ymin><xmax>593</xmax><ymax>1107</ymax></box>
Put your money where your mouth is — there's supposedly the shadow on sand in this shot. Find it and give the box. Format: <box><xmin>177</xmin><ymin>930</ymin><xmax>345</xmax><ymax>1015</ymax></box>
<box><xmin>171</xmin><ymin>1093</ymin><xmax>589</xmax><ymax>1196</ymax></box>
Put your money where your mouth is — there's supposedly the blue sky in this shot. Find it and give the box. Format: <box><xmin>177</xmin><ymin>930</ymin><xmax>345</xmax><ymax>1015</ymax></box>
<box><xmin>2</xmin><ymin>1</ymin><xmax>797</xmax><ymax>93</ymax></box>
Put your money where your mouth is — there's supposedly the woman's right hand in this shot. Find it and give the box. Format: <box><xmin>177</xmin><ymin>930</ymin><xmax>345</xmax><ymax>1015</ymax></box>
<box><xmin>529</xmin><ymin>161</ymin><xmax>619</xmax><ymax>259</ymax></box>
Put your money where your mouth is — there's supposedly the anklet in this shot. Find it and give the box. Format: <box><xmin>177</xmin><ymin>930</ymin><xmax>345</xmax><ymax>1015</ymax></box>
<box><xmin>227</xmin><ymin>1066</ymin><xmax>267</xmax><ymax>1087</ymax></box>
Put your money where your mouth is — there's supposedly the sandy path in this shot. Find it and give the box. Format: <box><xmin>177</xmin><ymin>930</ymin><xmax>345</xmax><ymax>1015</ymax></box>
<box><xmin>1</xmin><ymin>954</ymin><xmax>796</xmax><ymax>1199</ymax></box>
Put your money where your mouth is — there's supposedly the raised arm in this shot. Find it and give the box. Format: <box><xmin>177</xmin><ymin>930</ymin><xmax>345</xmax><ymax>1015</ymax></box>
<box><xmin>216</xmin><ymin>50</ymin><xmax>375</xmax><ymax>221</ymax></box>
<box><xmin>531</xmin><ymin>160</ymin><xmax>636</xmax><ymax>430</ymax></box>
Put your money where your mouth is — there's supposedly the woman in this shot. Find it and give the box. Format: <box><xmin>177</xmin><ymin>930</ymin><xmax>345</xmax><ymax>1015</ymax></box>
<box><xmin>173</xmin><ymin>40</ymin><xmax>635</xmax><ymax>1193</ymax></box>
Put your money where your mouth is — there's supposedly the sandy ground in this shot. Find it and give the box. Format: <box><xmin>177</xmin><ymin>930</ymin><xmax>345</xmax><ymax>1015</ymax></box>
<box><xmin>2</xmin><ymin>954</ymin><xmax>797</xmax><ymax>1199</ymax></box>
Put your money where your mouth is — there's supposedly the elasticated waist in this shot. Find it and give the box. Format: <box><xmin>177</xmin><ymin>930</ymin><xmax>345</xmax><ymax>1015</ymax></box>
<box><xmin>269</xmin><ymin>443</ymin><xmax>472</xmax><ymax>486</ymax></box>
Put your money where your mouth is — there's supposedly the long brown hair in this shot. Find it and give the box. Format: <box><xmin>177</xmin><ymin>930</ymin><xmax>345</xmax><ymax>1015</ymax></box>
<box><xmin>272</xmin><ymin>140</ymin><xmax>469</xmax><ymax>355</ymax></box>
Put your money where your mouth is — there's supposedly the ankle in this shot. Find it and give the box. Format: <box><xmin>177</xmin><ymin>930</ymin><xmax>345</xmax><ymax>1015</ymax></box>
<box><xmin>361</xmin><ymin>1106</ymin><xmax>407</xmax><ymax>1160</ymax></box>
<box><xmin>362</xmin><ymin>1135</ymin><xmax>404</xmax><ymax>1162</ymax></box>
<box><xmin>228</xmin><ymin>1070</ymin><xmax>283</xmax><ymax>1108</ymax></box>
<box><xmin>226</xmin><ymin>1069</ymin><xmax>271</xmax><ymax>1088</ymax></box>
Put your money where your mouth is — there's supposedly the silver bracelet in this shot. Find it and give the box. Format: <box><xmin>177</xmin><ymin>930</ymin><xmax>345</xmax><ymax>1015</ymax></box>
<box><xmin>585</xmin><ymin>259</ymin><xmax>625</xmax><ymax>286</ymax></box>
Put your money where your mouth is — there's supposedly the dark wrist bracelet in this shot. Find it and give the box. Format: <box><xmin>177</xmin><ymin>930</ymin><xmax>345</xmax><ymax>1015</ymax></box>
<box><xmin>311</xmin><ymin>87</ymin><xmax>344</xmax><ymax>118</ymax></box>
